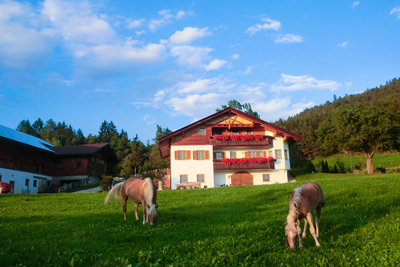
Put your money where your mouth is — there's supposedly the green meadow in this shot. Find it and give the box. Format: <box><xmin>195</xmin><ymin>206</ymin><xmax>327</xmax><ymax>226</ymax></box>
<box><xmin>1</xmin><ymin>173</ymin><xmax>400</xmax><ymax>266</ymax></box>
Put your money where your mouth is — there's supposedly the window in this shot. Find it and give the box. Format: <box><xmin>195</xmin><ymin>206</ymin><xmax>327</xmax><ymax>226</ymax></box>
<box><xmin>200</xmin><ymin>128</ymin><xmax>205</xmax><ymax>135</ymax></box>
<box><xmin>193</xmin><ymin>150</ymin><xmax>209</xmax><ymax>160</ymax></box>
<box><xmin>248</xmin><ymin>151</ymin><xmax>256</xmax><ymax>158</ymax></box>
<box><xmin>175</xmin><ymin>150</ymin><xmax>191</xmax><ymax>160</ymax></box>
<box><xmin>268</xmin><ymin>151</ymin><xmax>273</xmax><ymax>157</ymax></box>
<box><xmin>257</xmin><ymin>151</ymin><xmax>263</xmax><ymax>157</ymax></box>
<box><xmin>33</xmin><ymin>180</ymin><xmax>37</xmax><ymax>187</ymax></box>
<box><xmin>215</xmin><ymin>130</ymin><xmax>222</xmax><ymax>135</ymax></box>
<box><xmin>47</xmin><ymin>180</ymin><xmax>51</xmax><ymax>187</ymax></box>
<box><xmin>197</xmin><ymin>174</ymin><xmax>205</xmax><ymax>183</ymax></box>
<box><xmin>232</xmin><ymin>131</ymin><xmax>238</xmax><ymax>135</ymax></box>
<box><xmin>215</xmin><ymin>152</ymin><xmax>224</xmax><ymax>160</ymax></box>
<box><xmin>197</xmin><ymin>151</ymin><xmax>204</xmax><ymax>160</ymax></box>
<box><xmin>0</xmin><ymin>174</ymin><xmax>2</xmax><ymax>182</ymax></box>
<box><xmin>263</xmin><ymin>174</ymin><xmax>270</xmax><ymax>182</ymax></box>
<box><xmin>230</xmin><ymin>152</ymin><xmax>236</xmax><ymax>158</ymax></box>
<box><xmin>76</xmin><ymin>161</ymin><xmax>81</xmax><ymax>168</ymax></box>
<box><xmin>25</xmin><ymin>179</ymin><xmax>29</xmax><ymax>186</ymax></box>
<box><xmin>284</xmin><ymin>150</ymin><xmax>288</xmax><ymax>159</ymax></box>
<box><xmin>247</xmin><ymin>131</ymin><xmax>252</xmax><ymax>135</ymax></box>
<box><xmin>275</xmin><ymin>150</ymin><xmax>282</xmax><ymax>159</ymax></box>
<box><xmin>180</xmin><ymin>175</ymin><xmax>188</xmax><ymax>183</ymax></box>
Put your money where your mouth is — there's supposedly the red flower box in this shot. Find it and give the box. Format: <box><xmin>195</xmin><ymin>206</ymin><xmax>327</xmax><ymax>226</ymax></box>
<box><xmin>0</xmin><ymin>181</ymin><xmax>11</xmax><ymax>193</ymax></box>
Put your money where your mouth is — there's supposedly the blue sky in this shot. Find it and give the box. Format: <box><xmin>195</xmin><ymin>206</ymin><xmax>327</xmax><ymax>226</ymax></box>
<box><xmin>1</xmin><ymin>0</ymin><xmax>400</xmax><ymax>142</ymax></box>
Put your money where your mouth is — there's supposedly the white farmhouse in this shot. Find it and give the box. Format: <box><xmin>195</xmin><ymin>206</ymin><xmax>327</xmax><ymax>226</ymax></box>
<box><xmin>157</xmin><ymin>107</ymin><xmax>302</xmax><ymax>189</ymax></box>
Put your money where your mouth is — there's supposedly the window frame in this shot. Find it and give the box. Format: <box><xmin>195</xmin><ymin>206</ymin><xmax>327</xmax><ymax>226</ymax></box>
<box><xmin>275</xmin><ymin>149</ymin><xmax>282</xmax><ymax>159</ymax></box>
<box><xmin>200</xmin><ymin>128</ymin><xmax>206</xmax><ymax>135</ymax></box>
<box><xmin>284</xmin><ymin>149</ymin><xmax>288</xmax><ymax>159</ymax></box>
<box><xmin>33</xmin><ymin>180</ymin><xmax>37</xmax><ymax>187</ymax></box>
<box><xmin>197</xmin><ymin>174</ymin><xmax>205</xmax><ymax>183</ymax></box>
<box><xmin>180</xmin><ymin>175</ymin><xmax>188</xmax><ymax>183</ymax></box>
<box><xmin>215</xmin><ymin>152</ymin><xmax>223</xmax><ymax>160</ymax></box>
<box><xmin>230</xmin><ymin>151</ymin><xmax>236</xmax><ymax>158</ymax></box>
<box><xmin>263</xmin><ymin>174</ymin><xmax>270</xmax><ymax>182</ymax></box>
<box><xmin>25</xmin><ymin>179</ymin><xmax>29</xmax><ymax>186</ymax></box>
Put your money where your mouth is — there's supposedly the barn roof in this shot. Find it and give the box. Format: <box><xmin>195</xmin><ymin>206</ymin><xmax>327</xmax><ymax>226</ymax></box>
<box><xmin>0</xmin><ymin>124</ymin><xmax>55</xmax><ymax>153</ymax></box>
<box><xmin>52</xmin><ymin>143</ymin><xmax>118</xmax><ymax>162</ymax></box>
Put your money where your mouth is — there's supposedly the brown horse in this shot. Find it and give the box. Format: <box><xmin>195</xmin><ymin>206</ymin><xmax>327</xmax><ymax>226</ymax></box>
<box><xmin>284</xmin><ymin>182</ymin><xmax>325</xmax><ymax>249</ymax></box>
<box><xmin>105</xmin><ymin>177</ymin><xmax>159</xmax><ymax>226</ymax></box>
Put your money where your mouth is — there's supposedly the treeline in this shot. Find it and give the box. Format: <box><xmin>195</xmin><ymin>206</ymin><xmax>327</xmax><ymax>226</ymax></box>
<box><xmin>274</xmin><ymin>77</ymin><xmax>400</xmax><ymax>158</ymax></box>
<box><xmin>16</xmin><ymin>119</ymin><xmax>171</xmax><ymax>177</ymax></box>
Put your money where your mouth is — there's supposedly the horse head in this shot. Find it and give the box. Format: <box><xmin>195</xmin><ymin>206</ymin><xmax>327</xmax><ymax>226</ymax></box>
<box><xmin>147</xmin><ymin>204</ymin><xmax>159</xmax><ymax>227</ymax></box>
<box><xmin>284</xmin><ymin>220</ymin><xmax>299</xmax><ymax>249</ymax></box>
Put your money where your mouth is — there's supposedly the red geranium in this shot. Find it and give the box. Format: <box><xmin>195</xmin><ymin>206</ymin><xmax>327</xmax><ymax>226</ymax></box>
<box><xmin>0</xmin><ymin>181</ymin><xmax>11</xmax><ymax>193</ymax></box>
<box><xmin>254</xmin><ymin>135</ymin><xmax>263</xmax><ymax>140</ymax></box>
<box><xmin>267</xmin><ymin>157</ymin><xmax>276</xmax><ymax>162</ymax></box>
<box><xmin>230</xmin><ymin>135</ymin><xmax>241</xmax><ymax>141</ymax></box>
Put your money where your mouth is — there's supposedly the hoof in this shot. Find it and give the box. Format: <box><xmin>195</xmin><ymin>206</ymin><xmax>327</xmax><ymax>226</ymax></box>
<box><xmin>316</xmin><ymin>243</ymin><xmax>321</xmax><ymax>247</ymax></box>
<box><xmin>302</xmin><ymin>233</ymin><xmax>306</xmax><ymax>238</ymax></box>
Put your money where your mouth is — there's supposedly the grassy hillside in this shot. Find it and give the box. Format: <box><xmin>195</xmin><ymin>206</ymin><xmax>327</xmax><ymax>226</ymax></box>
<box><xmin>311</xmin><ymin>151</ymin><xmax>400</xmax><ymax>172</ymax></box>
<box><xmin>1</xmin><ymin>174</ymin><xmax>400</xmax><ymax>266</ymax></box>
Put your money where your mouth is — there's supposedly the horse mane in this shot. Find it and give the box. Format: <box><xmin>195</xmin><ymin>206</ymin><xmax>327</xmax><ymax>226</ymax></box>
<box><xmin>286</xmin><ymin>187</ymin><xmax>302</xmax><ymax>230</ymax></box>
<box><xmin>104</xmin><ymin>182</ymin><xmax>124</xmax><ymax>205</ymax></box>
<box><xmin>142</xmin><ymin>178</ymin><xmax>158</xmax><ymax>219</ymax></box>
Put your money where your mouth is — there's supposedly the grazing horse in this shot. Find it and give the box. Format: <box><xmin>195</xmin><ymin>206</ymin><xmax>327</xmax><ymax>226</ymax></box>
<box><xmin>284</xmin><ymin>182</ymin><xmax>325</xmax><ymax>249</ymax></box>
<box><xmin>104</xmin><ymin>178</ymin><xmax>159</xmax><ymax>226</ymax></box>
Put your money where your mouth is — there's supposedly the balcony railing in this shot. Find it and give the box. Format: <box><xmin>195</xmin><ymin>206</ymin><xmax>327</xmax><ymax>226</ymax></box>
<box><xmin>210</xmin><ymin>137</ymin><xmax>273</xmax><ymax>147</ymax></box>
<box><xmin>213</xmin><ymin>161</ymin><xmax>274</xmax><ymax>170</ymax></box>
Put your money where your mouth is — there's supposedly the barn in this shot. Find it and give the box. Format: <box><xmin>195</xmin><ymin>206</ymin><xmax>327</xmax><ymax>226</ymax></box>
<box><xmin>0</xmin><ymin>124</ymin><xmax>117</xmax><ymax>194</ymax></box>
<box><xmin>157</xmin><ymin>107</ymin><xmax>302</xmax><ymax>189</ymax></box>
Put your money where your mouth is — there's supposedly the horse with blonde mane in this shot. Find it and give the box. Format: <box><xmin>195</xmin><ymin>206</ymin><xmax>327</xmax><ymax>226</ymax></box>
<box><xmin>284</xmin><ymin>182</ymin><xmax>325</xmax><ymax>249</ymax></box>
<box><xmin>105</xmin><ymin>177</ymin><xmax>159</xmax><ymax>226</ymax></box>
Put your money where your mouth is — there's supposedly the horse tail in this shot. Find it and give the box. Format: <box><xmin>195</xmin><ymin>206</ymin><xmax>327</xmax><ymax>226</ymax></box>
<box><xmin>104</xmin><ymin>182</ymin><xmax>124</xmax><ymax>205</ymax></box>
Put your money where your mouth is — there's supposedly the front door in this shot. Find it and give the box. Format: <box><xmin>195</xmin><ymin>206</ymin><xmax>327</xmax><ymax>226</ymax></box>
<box><xmin>231</xmin><ymin>172</ymin><xmax>253</xmax><ymax>186</ymax></box>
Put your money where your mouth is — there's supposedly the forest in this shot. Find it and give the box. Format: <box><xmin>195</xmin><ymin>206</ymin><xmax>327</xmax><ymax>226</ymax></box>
<box><xmin>14</xmin><ymin>77</ymin><xmax>400</xmax><ymax>176</ymax></box>
<box><xmin>15</xmin><ymin>119</ymin><xmax>171</xmax><ymax>177</ymax></box>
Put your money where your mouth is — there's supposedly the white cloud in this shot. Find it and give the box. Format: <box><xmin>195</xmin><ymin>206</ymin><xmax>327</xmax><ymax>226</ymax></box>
<box><xmin>204</xmin><ymin>59</ymin><xmax>227</xmax><ymax>71</ymax></box>
<box><xmin>144</xmin><ymin>114</ymin><xmax>156</xmax><ymax>124</ymax></box>
<box><xmin>270</xmin><ymin>74</ymin><xmax>341</xmax><ymax>92</ymax></box>
<box><xmin>169</xmin><ymin>27</ymin><xmax>212</xmax><ymax>44</ymax></box>
<box><xmin>338</xmin><ymin>41</ymin><xmax>348</xmax><ymax>47</ymax></box>
<box><xmin>176</xmin><ymin>78</ymin><xmax>235</xmax><ymax>94</ymax></box>
<box><xmin>352</xmin><ymin>1</ymin><xmax>360</xmax><ymax>8</ymax></box>
<box><xmin>170</xmin><ymin>45</ymin><xmax>213</xmax><ymax>69</ymax></box>
<box><xmin>274</xmin><ymin>34</ymin><xmax>304</xmax><ymax>43</ymax></box>
<box><xmin>176</xmin><ymin>10</ymin><xmax>193</xmax><ymax>19</ymax></box>
<box><xmin>42</xmin><ymin>0</ymin><xmax>116</xmax><ymax>45</ymax></box>
<box><xmin>127</xmin><ymin>19</ymin><xmax>144</xmax><ymax>29</ymax></box>
<box><xmin>390</xmin><ymin>7</ymin><xmax>400</xmax><ymax>19</ymax></box>
<box><xmin>0</xmin><ymin>1</ymin><xmax>56</xmax><ymax>69</ymax></box>
<box><xmin>237</xmin><ymin>66</ymin><xmax>254</xmax><ymax>75</ymax></box>
<box><xmin>231</xmin><ymin>54</ymin><xmax>240</xmax><ymax>60</ymax></box>
<box><xmin>246</xmin><ymin>18</ymin><xmax>281</xmax><ymax>36</ymax></box>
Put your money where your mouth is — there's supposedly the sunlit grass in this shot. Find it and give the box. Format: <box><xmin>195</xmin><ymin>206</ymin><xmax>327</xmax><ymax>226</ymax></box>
<box><xmin>1</xmin><ymin>173</ymin><xmax>399</xmax><ymax>266</ymax></box>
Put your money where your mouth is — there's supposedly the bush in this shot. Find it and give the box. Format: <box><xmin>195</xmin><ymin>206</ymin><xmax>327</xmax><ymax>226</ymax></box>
<box><xmin>100</xmin><ymin>175</ymin><xmax>114</xmax><ymax>191</ymax></box>
<box><xmin>355</xmin><ymin>162</ymin><xmax>363</xmax><ymax>170</ymax></box>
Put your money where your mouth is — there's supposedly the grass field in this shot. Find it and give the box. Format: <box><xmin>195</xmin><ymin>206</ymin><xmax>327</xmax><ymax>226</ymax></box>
<box><xmin>1</xmin><ymin>173</ymin><xmax>400</xmax><ymax>266</ymax></box>
<box><xmin>311</xmin><ymin>151</ymin><xmax>400</xmax><ymax>172</ymax></box>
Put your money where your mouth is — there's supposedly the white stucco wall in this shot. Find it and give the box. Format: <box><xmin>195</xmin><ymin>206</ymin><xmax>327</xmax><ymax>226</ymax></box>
<box><xmin>271</xmin><ymin>136</ymin><xmax>290</xmax><ymax>171</ymax></box>
<box><xmin>170</xmin><ymin>145</ymin><xmax>214</xmax><ymax>189</ymax></box>
<box><xmin>0</xmin><ymin>168</ymin><xmax>52</xmax><ymax>194</ymax></box>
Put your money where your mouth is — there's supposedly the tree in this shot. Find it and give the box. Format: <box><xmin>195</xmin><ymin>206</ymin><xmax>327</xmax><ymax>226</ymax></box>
<box><xmin>216</xmin><ymin>99</ymin><xmax>260</xmax><ymax>118</ymax></box>
<box><xmin>316</xmin><ymin>104</ymin><xmax>397</xmax><ymax>174</ymax></box>
<box><xmin>16</xmin><ymin>120</ymin><xmax>35</xmax><ymax>135</ymax></box>
<box><xmin>154</xmin><ymin>125</ymin><xmax>172</xmax><ymax>142</ymax></box>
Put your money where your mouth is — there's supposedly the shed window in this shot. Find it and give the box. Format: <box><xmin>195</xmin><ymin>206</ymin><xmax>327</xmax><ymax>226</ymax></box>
<box><xmin>33</xmin><ymin>180</ymin><xmax>37</xmax><ymax>187</ymax></box>
<box><xmin>76</xmin><ymin>161</ymin><xmax>81</xmax><ymax>168</ymax></box>
<box><xmin>25</xmin><ymin>179</ymin><xmax>29</xmax><ymax>186</ymax></box>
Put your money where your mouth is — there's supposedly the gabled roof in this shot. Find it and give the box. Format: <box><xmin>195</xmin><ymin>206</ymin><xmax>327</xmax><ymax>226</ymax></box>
<box><xmin>0</xmin><ymin>124</ymin><xmax>55</xmax><ymax>153</ymax></box>
<box><xmin>157</xmin><ymin>107</ymin><xmax>302</xmax><ymax>143</ymax></box>
<box><xmin>52</xmin><ymin>143</ymin><xmax>118</xmax><ymax>162</ymax></box>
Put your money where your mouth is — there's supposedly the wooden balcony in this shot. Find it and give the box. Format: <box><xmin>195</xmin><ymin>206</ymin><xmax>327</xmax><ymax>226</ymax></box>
<box><xmin>210</xmin><ymin>136</ymin><xmax>273</xmax><ymax>147</ymax></box>
<box><xmin>213</xmin><ymin>161</ymin><xmax>274</xmax><ymax>170</ymax></box>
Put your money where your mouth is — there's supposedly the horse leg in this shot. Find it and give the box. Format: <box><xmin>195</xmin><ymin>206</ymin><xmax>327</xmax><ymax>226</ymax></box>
<box><xmin>306</xmin><ymin>212</ymin><xmax>321</xmax><ymax>247</ymax></box>
<box><xmin>123</xmin><ymin>197</ymin><xmax>128</xmax><ymax>220</ymax></box>
<box><xmin>302</xmin><ymin>218</ymin><xmax>308</xmax><ymax>238</ymax></box>
<box><xmin>134</xmin><ymin>204</ymin><xmax>139</xmax><ymax>220</ymax></box>
<box><xmin>296</xmin><ymin>219</ymin><xmax>303</xmax><ymax>248</ymax></box>
<box><xmin>142</xmin><ymin>201</ymin><xmax>146</xmax><ymax>225</ymax></box>
<box><xmin>315</xmin><ymin>207</ymin><xmax>322</xmax><ymax>237</ymax></box>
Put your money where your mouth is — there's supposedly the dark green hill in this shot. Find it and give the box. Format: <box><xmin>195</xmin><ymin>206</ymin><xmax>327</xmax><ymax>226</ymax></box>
<box><xmin>273</xmin><ymin>78</ymin><xmax>400</xmax><ymax>158</ymax></box>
